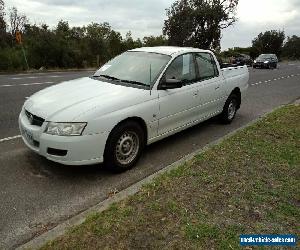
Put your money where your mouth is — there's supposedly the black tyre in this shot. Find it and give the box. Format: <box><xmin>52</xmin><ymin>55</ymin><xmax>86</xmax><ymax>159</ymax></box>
<box><xmin>104</xmin><ymin>121</ymin><xmax>145</xmax><ymax>172</ymax></box>
<box><xmin>220</xmin><ymin>94</ymin><xmax>238</xmax><ymax>124</ymax></box>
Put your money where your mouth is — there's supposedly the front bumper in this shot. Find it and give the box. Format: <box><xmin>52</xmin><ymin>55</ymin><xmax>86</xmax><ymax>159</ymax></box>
<box><xmin>18</xmin><ymin>109</ymin><xmax>109</xmax><ymax>165</ymax></box>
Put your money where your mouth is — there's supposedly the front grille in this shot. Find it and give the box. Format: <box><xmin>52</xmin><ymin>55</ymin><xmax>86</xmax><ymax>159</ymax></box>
<box><xmin>25</xmin><ymin>109</ymin><xmax>45</xmax><ymax>127</ymax></box>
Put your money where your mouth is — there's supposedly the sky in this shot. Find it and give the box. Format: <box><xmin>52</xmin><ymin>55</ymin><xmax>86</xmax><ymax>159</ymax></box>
<box><xmin>4</xmin><ymin>0</ymin><xmax>300</xmax><ymax>50</ymax></box>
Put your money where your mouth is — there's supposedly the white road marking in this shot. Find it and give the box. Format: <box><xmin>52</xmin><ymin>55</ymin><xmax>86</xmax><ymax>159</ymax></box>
<box><xmin>0</xmin><ymin>81</ymin><xmax>54</xmax><ymax>88</ymax></box>
<box><xmin>250</xmin><ymin>73</ymin><xmax>299</xmax><ymax>87</ymax></box>
<box><xmin>48</xmin><ymin>75</ymin><xmax>62</xmax><ymax>78</ymax></box>
<box><xmin>0</xmin><ymin>135</ymin><xmax>21</xmax><ymax>143</ymax></box>
<box><xmin>20</xmin><ymin>81</ymin><xmax>54</xmax><ymax>86</ymax></box>
<box><xmin>11</xmin><ymin>76</ymin><xmax>38</xmax><ymax>80</ymax></box>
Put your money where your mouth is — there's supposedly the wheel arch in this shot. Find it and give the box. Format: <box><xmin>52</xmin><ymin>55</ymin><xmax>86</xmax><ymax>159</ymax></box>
<box><xmin>106</xmin><ymin>116</ymin><xmax>148</xmax><ymax>147</ymax></box>
<box><xmin>230</xmin><ymin>87</ymin><xmax>241</xmax><ymax>109</ymax></box>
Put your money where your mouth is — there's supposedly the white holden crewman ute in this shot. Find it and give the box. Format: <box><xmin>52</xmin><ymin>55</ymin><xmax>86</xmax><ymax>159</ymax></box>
<box><xmin>19</xmin><ymin>46</ymin><xmax>249</xmax><ymax>171</ymax></box>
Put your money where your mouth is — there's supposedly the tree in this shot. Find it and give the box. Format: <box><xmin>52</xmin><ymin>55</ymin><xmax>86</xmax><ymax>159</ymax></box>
<box><xmin>121</xmin><ymin>31</ymin><xmax>142</xmax><ymax>51</ymax></box>
<box><xmin>0</xmin><ymin>0</ymin><xmax>8</xmax><ymax>47</ymax></box>
<box><xmin>163</xmin><ymin>0</ymin><xmax>239</xmax><ymax>49</ymax></box>
<box><xmin>108</xmin><ymin>30</ymin><xmax>123</xmax><ymax>57</ymax></box>
<box><xmin>220</xmin><ymin>46</ymin><xmax>252</xmax><ymax>58</ymax></box>
<box><xmin>251</xmin><ymin>30</ymin><xmax>285</xmax><ymax>58</ymax></box>
<box><xmin>282</xmin><ymin>35</ymin><xmax>300</xmax><ymax>60</ymax></box>
<box><xmin>9</xmin><ymin>7</ymin><xmax>28</xmax><ymax>37</ymax></box>
<box><xmin>143</xmin><ymin>35</ymin><xmax>168</xmax><ymax>47</ymax></box>
<box><xmin>0</xmin><ymin>0</ymin><xmax>5</xmax><ymax>31</ymax></box>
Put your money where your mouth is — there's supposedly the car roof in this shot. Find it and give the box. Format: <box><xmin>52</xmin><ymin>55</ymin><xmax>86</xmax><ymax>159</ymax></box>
<box><xmin>129</xmin><ymin>46</ymin><xmax>210</xmax><ymax>56</ymax></box>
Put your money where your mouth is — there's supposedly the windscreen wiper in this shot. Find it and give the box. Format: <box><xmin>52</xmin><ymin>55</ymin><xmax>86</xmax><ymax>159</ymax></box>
<box><xmin>96</xmin><ymin>74</ymin><xmax>121</xmax><ymax>81</ymax></box>
<box><xmin>119</xmin><ymin>79</ymin><xmax>148</xmax><ymax>86</ymax></box>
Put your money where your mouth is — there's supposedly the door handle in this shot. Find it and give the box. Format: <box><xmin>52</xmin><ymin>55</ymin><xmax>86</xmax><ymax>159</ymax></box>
<box><xmin>193</xmin><ymin>90</ymin><xmax>198</xmax><ymax>96</ymax></box>
<box><xmin>215</xmin><ymin>86</ymin><xmax>220</xmax><ymax>90</ymax></box>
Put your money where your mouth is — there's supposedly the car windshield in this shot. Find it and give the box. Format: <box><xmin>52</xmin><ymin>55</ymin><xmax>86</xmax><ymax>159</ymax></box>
<box><xmin>93</xmin><ymin>51</ymin><xmax>171</xmax><ymax>86</ymax></box>
<box><xmin>257</xmin><ymin>54</ymin><xmax>272</xmax><ymax>60</ymax></box>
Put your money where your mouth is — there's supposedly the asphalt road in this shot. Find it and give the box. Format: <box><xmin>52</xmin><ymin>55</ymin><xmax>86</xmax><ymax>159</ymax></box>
<box><xmin>0</xmin><ymin>64</ymin><xmax>300</xmax><ymax>249</ymax></box>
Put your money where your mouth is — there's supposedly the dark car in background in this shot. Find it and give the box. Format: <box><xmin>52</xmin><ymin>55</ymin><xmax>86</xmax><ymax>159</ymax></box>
<box><xmin>253</xmin><ymin>54</ymin><xmax>278</xmax><ymax>69</ymax></box>
<box><xmin>232</xmin><ymin>54</ymin><xmax>253</xmax><ymax>66</ymax></box>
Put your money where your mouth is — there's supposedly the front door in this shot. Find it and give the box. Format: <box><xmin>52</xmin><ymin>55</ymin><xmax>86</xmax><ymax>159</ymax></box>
<box><xmin>157</xmin><ymin>53</ymin><xmax>200</xmax><ymax>136</ymax></box>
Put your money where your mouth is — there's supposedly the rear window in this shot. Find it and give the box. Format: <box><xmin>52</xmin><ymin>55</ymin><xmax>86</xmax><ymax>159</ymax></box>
<box><xmin>195</xmin><ymin>53</ymin><xmax>219</xmax><ymax>80</ymax></box>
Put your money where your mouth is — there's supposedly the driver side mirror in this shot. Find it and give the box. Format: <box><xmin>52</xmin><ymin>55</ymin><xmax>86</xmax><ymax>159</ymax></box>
<box><xmin>160</xmin><ymin>78</ymin><xmax>183</xmax><ymax>90</ymax></box>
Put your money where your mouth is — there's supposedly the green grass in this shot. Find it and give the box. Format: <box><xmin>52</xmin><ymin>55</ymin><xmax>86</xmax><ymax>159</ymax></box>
<box><xmin>41</xmin><ymin>105</ymin><xmax>300</xmax><ymax>250</ymax></box>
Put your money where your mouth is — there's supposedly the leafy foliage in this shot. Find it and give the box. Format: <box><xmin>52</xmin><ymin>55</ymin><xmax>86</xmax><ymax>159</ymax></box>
<box><xmin>0</xmin><ymin>2</ymin><xmax>299</xmax><ymax>71</ymax></box>
<box><xmin>0</xmin><ymin>0</ymin><xmax>8</xmax><ymax>48</ymax></box>
<box><xmin>282</xmin><ymin>35</ymin><xmax>300</xmax><ymax>60</ymax></box>
<box><xmin>251</xmin><ymin>30</ymin><xmax>285</xmax><ymax>58</ymax></box>
<box><xmin>220</xmin><ymin>46</ymin><xmax>252</xmax><ymax>57</ymax></box>
<box><xmin>0</xmin><ymin>6</ymin><xmax>167</xmax><ymax>71</ymax></box>
<box><xmin>0</xmin><ymin>0</ymin><xmax>5</xmax><ymax>30</ymax></box>
<box><xmin>143</xmin><ymin>35</ymin><xmax>168</xmax><ymax>47</ymax></box>
<box><xmin>163</xmin><ymin>0</ymin><xmax>239</xmax><ymax>50</ymax></box>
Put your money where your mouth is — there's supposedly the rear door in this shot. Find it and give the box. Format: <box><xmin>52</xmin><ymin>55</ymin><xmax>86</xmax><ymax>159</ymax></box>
<box><xmin>194</xmin><ymin>52</ymin><xmax>226</xmax><ymax>119</ymax></box>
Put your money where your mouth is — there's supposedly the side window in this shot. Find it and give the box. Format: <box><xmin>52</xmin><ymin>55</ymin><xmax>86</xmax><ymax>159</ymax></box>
<box><xmin>165</xmin><ymin>54</ymin><xmax>196</xmax><ymax>83</ymax></box>
<box><xmin>195</xmin><ymin>53</ymin><xmax>219</xmax><ymax>80</ymax></box>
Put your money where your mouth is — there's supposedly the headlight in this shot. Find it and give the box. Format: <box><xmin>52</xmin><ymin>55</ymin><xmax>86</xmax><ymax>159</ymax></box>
<box><xmin>45</xmin><ymin>122</ymin><xmax>87</xmax><ymax>136</ymax></box>
<box><xmin>254</xmin><ymin>60</ymin><xmax>256</xmax><ymax>63</ymax></box>
<box><xmin>264</xmin><ymin>61</ymin><xmax>269</xmax><ymax>63</ymax></box>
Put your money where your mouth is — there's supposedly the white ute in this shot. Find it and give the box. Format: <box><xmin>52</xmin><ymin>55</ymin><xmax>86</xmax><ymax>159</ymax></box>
<box><xmin>19</xmin><ymin>47</ymin><xmax>249</xmax><ymax>171</ymax></box>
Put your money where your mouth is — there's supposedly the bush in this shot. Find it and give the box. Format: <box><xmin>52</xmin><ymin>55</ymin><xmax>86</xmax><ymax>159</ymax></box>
<box><xmin>0</xmin><ymin>47</ymin><xmax>26</xmax><ymax>71</ymax></box>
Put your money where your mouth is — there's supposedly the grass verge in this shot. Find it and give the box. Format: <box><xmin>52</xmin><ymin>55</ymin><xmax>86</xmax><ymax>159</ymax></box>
<box><xmin>41</xmin><ymin>105</ymin><xmax>300</xmax><ymax>250</ymax></box>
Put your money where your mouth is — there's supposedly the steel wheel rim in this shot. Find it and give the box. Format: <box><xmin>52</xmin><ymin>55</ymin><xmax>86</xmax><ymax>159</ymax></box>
<box><xmin>228</xmin><ymin>100</ymin><xmax>236</xmax><ymax>120</ymax></box>
<box><xmin>115</xmin><ymin>131</ymin><xmax>139</xmax><ymax>165</ymax></box>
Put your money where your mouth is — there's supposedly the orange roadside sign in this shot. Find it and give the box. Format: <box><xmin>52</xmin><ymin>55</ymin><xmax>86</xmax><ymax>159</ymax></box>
<box><xmin>16</xmin><ymin>31</ymin><xmax>22</xmax><ymax>44</ymax></box>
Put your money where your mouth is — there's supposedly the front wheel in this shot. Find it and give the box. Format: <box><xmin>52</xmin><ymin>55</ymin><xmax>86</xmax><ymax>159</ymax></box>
<box><xmin>104</xmin><ymin>121</ymin><xmax>145</xmax><ymax>172</ymax></box>
<box><xmin>219</xmin><ymin>94</ymin><xmax>238</xmax><ymax>124</ymax></box>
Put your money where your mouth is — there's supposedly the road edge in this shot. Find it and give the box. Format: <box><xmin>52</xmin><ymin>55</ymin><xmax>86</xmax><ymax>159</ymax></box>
<box><xmin>17</xmin><ymin>102</ymin><xmax>297</xmax><ymax>250</ymax></box>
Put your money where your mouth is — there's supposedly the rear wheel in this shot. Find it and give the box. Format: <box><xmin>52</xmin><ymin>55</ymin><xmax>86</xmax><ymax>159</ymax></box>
<box><xmin>220</xmin><ymin>94</ymin><xmax>238</xmax><ymax>124</ymax></box>
<box><xmin>104</xmin><ymin>121</ymin><xmax>145</xmax><ymax>172</ymax></box>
